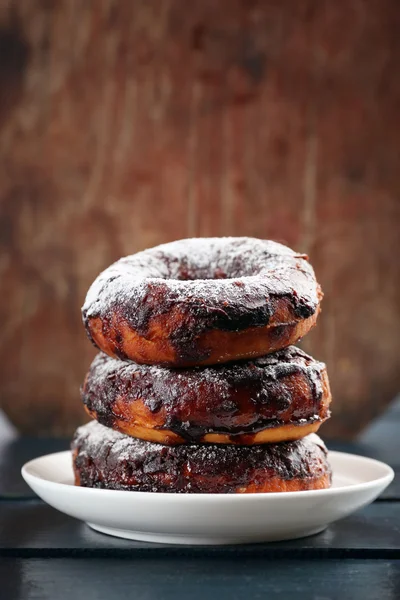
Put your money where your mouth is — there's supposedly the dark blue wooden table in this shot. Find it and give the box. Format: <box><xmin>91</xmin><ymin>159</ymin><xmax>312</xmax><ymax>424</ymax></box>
<box><xmin>1</xmin><ymin>401</ymin><xmax>400</xmax><ymax>600</ymax></box>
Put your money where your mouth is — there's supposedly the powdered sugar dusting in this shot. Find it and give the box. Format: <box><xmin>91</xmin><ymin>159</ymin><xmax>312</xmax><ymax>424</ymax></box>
<box><xmin>82</xmin><ymin>237</ymin><xmax>319</xmax><ymax>326</ymax></box>
<box><xmin>73</xmin><ymin>420</ymin><xmax>153</xmax><ymax>462</ymax></box>
<box><xmin>81</xmin><ymin>346</ymin><xmax>329</xmax><ymax>442</ymax></box>
<box><xmin>72</xmin><ymin>421</ymin><xmax>330</xmax><ymax>493</ymax></box>
<box><xmin>85</xmin><ymin>345</ymin><xmax>326</xmax><ymax>407</ymax></box>
<box><xmin>74</xmin><ymin>420</ymin><xmax>328</xmax><ymax>460</ymax></box>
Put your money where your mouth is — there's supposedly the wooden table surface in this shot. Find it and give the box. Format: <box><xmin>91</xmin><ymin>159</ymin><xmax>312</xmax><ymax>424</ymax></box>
<box><xmin>1</xmin><ymin>400</ymin><xmax>400</xmax><ymax>599</ymax></box>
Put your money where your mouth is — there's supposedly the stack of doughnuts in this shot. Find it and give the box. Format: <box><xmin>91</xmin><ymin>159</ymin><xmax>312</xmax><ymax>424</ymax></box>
<box><xmin>73</xmin><ymin>237</ymin><xmax>332</xmax><ymax>493</ymax></box>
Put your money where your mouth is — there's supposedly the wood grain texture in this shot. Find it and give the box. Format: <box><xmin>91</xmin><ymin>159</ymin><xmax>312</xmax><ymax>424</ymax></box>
<box><xmin>0</xmin><ymin>1</ymin><xmax>399</xmax><ymax>436</ymax></box>
<box><xmin>2</xmin><ymin>558</ymin><xmax>400</xmax><ymax>600</ymax></box>
<box><xmin>2</xmin><ymin>501</ymin><xmax>400</xmax><ymax>556</ymax></box>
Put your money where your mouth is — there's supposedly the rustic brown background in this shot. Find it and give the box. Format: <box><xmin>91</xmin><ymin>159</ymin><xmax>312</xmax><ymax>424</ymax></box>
<box><xmin>0</xmin><ymin>0</ymin><xmax>399</xmax><ymax>438</ymax></box>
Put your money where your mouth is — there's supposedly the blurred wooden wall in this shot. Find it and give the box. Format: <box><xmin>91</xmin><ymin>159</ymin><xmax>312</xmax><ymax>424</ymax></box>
<box><xmin>0</xmin><ymin>0</ymin><xmax>399</xmax><ymax>437</ymax></box>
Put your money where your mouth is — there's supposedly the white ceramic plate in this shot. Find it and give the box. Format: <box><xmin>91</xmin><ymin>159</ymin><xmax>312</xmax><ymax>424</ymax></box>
<box><xmin>22</xmin><ymin>450</ymin><xmax>393</xmax><ymax>545</ymax></box>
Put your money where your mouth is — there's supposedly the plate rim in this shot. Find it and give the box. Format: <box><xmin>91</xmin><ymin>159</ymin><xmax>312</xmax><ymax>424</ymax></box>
<box><xmin>21</xmin><ymin>449</ymin><xmax>394</xmax><ymax>500</ymax></box>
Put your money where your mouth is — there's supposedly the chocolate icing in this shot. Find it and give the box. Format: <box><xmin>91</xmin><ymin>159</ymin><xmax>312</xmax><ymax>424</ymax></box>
<box><xmin>82</xmin><ymin>238</ymin><xmax>321</xmax><ymax>362</ymax></box>
<box><xmin>81</xmin><ymin>346</ymin><xmax>330</xmax><ymax>443</ymax></box>
<box><xmin>72</xmin><ymin>421</ymin><xmax>331</xmax><ymax>493</ymax></box>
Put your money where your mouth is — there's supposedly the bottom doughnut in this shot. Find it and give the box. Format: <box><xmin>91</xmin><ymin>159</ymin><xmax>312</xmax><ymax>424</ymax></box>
<box><xmin>72</xmin><ymin>421</ymin><xmax>331</xmax><ymax>494</ymax></box>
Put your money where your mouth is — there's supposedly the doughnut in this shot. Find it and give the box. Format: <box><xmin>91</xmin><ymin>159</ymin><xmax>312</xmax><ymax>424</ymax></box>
<box><xmin>81</xmin><ymin>347</ymin><xmax>331</xmax><ymax>445</ymax></box>
<box><xmin>72</xmin><ymin>421</ymin><xmax>331</xmax><ymax>494</ymax></box>
<box><xmin>82</xmin><ymin>237</ymin><xmax>322</xmax><ymax>366</ymax></box>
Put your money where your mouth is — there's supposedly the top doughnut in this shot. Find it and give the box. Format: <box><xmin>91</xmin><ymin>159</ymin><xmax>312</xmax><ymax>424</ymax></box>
<box><xmin>82</xmin><ymin>237</ymin><xmax>322</xmax><ymax>366</ymax></box>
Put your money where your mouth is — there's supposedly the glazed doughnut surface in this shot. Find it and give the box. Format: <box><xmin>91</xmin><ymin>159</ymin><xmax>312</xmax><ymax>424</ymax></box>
<box><xmin>72</xmin><ymin>421</ymin><xmax>331</xmax><ymax>494</ymax></box>
<box><xmin>82</xmin><ymin>346</ymin><xmax>331</xmax><ymax>445</ymax></box>
<box><xmin>82</xmin><ymin>237</ymin><xmax>322</xmax><ymax>366</ymax></box>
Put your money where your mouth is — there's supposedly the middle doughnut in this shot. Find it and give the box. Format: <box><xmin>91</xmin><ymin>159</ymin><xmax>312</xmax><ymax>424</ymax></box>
<box><xmin>82</xmin><ymin>346</ymin><xmax>331</xmax><ymax>445</ymax></box>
